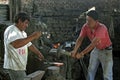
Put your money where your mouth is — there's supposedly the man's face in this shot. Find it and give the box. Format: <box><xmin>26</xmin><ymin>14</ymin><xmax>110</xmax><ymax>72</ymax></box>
<box><xmin>18</xmin><ymin>19</ymin><xmax>29</xmax><ymax>31</ymax></box>
<box><xmin>86</xmin><ymin>16</ymin><xmax>97</xmax><ymax>29</ymax></box>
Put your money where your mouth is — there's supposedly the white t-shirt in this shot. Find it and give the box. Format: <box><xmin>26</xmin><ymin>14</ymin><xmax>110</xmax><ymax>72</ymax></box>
<box><xmin>3</xmin><ymin>24</ymin><xmax>32</xmax><ymax>70</ymax></box>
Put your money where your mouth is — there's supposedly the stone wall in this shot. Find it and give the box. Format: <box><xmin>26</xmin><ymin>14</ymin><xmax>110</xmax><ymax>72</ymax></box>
<box><xmin>21</xmin><ymin>0</ymin><xmax>119</xmax><ymax>43</ymax></box>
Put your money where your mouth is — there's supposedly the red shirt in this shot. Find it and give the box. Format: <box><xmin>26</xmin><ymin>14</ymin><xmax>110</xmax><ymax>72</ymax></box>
<box><xmin>80</xmin><ymin>22</ymin><xmax>112</xmax><ymax>50</ymax></box>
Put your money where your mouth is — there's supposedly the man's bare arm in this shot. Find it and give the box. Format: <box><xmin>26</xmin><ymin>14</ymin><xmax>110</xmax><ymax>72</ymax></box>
<box><xmin>76</xmin><ymin>37</ymin><xmax>100</xmax><ymax>59</ymax></box>
<box><xmin>81</xmin><ymin>37</ymin><xmax>100</xmax><ymax>54</ymax></box>
<box><xmin>11</xmin><ymin>32</ymin><xmax>41</xmax><ymax>48</ymax></box>
<box><xmin>29</xmin><ymin>44</ymin><xmax>44</xmax><ymax>60</ymax></box>
<box><xmin>71</xmin><ymin>36</ymin><xmax>84</xmax><ymax>57</ymax></box>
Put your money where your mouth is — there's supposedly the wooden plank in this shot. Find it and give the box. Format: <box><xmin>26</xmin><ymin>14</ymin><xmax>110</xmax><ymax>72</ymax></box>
<box><xmin>24</xmin><ymin>70</ymin><xmax>45</xmax><ymax>80</ymax></box>
<box><xmin>0</xmin><ymin>5</ymin><xmax>8</xmax><ymax>21</ymax></box>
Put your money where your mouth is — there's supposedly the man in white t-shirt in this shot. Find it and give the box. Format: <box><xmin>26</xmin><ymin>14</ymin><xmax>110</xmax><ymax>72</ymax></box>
<box><xmin>3</xmin><ymin>12</ymin><xmax>44</xmax><ymax>80</ymax></box>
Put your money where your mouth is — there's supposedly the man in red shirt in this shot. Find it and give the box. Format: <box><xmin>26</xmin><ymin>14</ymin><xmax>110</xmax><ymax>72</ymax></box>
<box><xmin>71</xmin><ymin>10</ymin><xmax>113</xmax><ymax>80</ymax></box>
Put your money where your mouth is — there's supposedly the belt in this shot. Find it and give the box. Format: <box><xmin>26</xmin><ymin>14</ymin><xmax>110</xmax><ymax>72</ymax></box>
<box><xmin>104</xmin><ymin>45</ymin><xmax>112</xmax><ymax>50</ymax></box>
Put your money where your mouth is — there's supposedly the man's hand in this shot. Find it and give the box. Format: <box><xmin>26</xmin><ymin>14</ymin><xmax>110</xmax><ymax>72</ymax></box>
<box><xmin>76</xmin><ymin>52</ymin><xmax>84</xmax><ymax>59</ymax></box>
<box><xmin>71</xmin><ymin>36</ymin><xmax>84</xmax><ymax>58</ymax></box>
<box><xmin>32</xmin><ymin>31</ymin><xmax>42</xmax><ymax>39</ymax></box>
<box><xmin>38</xmin><ymin>53</ymin><xmax>44</xmax><ymax>61</ymax></box>
<box><xmin>71</xmin><ymin>50</ymin><xmax>77</xmax><ymax>58</ymax></box>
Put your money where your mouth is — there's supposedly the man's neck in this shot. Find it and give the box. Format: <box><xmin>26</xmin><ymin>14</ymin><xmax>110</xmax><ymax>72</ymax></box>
<box><xmin>15</xmin><ymin>23</ymin><xmax>22</xmax><ymax>31</ymax></box>
<box><xmin>91</xmin><ymin>22</ymin><xmax>98</xmax><ymax>30</ymax></box>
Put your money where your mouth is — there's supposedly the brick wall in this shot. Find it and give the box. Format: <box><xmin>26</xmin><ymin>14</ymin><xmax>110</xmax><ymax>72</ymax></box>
<box><xmin>20</xmin><ymin>1</ymin><xmax>120</xmax><ymax>80</ymax></box>
<box><xmin>21</xmin><ymin>0</ymin><xmax>116</xmax><ymax>43</ymax></box>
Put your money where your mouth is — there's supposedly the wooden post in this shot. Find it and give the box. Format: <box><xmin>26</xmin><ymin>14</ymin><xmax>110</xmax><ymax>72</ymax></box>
<box><xmin>9</xmin><ymin>0</ymin><xmax>21</xmax><ymax>22</ymax></box>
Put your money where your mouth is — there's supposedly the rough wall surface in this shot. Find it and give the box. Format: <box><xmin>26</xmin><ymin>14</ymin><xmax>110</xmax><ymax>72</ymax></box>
<box><xmin>20</xmin><ymin>0</ymin><xmax>120</xmax><ymax>80</ymax></box>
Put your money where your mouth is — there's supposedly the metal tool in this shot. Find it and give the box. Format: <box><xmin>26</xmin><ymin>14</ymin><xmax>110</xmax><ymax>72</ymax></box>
<box><xmin>59</xmin><ymin>49</ymin><xmax>71</xmax><ymax>56</ymax></box>
<box><xmin>59</xmin><ymin>49</ymin><xmax>88</xmax><ymax>79</ymax></box>
<box><xmin>43</xmin><ymin>59</ymin><xmax>64</xmax><ymax>67</ymax></box>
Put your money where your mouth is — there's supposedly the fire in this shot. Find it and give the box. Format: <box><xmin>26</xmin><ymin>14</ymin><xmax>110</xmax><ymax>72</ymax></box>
<box><xmin>53</xmin><ymin>43</ymin><xmax>60</xmax><ymax>48</ymax></box>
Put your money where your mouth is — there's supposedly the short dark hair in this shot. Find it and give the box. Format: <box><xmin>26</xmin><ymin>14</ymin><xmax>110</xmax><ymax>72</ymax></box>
<box><xmin>86</xmin><ymin>10</ymin><xmax>98</xmax><ymax>20</ymax></box>
<box><xmin>14</xmin><ymin>12</ymin><xmax>30</xmax><ymax>23</ymax></box>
